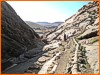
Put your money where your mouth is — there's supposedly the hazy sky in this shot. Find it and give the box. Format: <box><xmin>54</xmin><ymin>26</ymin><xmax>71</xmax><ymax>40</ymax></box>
<box><xmin>7</xmin><ymin>1</ymin><xmax>89</xmax><ymax>23</ymax></box>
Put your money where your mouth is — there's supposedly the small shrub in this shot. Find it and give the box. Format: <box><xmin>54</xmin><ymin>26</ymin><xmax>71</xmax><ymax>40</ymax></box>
<box><xmin>91</xmin><ymin>38</ymin><xmax>98</xmax><ymax>44</ymax></box>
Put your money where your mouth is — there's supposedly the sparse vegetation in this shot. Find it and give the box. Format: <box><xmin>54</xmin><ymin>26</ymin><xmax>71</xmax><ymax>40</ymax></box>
<box><xmin>91</xmin><ymin>38</ymin><xmax>98</xmax><ymax>44</ymax></box>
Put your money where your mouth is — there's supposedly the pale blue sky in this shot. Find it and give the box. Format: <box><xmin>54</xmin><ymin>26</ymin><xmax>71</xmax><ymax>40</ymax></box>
<box><xmin>7</xmin><ymin>1</ymin><xmax>90</xmax><ymax>23</ymax></box>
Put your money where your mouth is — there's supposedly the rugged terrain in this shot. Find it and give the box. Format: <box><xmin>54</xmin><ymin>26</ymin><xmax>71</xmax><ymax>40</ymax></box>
<box><xmin>2</xmin><ymin>1</ymin><xmax>99</xmax><ymax>74</ymax></box>
<box><xmin>26</xmin><ymin>1</ymin><xmax>99</xmax><ymax>74</ymax></box>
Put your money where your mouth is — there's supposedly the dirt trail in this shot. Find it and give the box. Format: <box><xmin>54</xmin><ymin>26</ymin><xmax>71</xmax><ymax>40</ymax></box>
<box><xmin>54</xmin><ymin>37</ymin><xmax>93</xmax><ymax>74</ymax></box>
<box><xmin>55</xmin><ymin>38</ymin><xmax>75</xmax><ymax>73</ymax></box>
<box><xmin>55</xmin><ymin>50</ymin><xmax>71</xmax><ymax>73</ymax></box>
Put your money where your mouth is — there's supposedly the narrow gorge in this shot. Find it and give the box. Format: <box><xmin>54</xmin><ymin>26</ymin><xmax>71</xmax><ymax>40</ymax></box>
<box><xmin>1</xmin><ymin>1</ymin><xmax>99</xmax><ymax>74</ymax></box>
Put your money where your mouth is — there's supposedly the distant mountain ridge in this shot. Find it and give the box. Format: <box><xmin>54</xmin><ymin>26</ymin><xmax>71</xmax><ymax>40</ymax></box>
<box><xmin>25</xmin><ymin>21</ymin><xmax>63</xmax><ymax>29</ymax></box>
<box><xmin>25</xmin><ymin>21</ymin><xmax>58</xmax><ymax>36</ymax></box>
<box><xmin>25</xmin><ymin>21</ymin><xmax>46</xmax><ymax>29</ymax></box>
<box><xmin>36</xmin><ymin>22</ymin><xmax>64</xmax><ymax>27</ymax></box>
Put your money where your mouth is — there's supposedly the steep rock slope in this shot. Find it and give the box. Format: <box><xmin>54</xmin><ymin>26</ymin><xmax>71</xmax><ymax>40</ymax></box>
<box><xmin>44</xmin><ymin>2</ymin><xmax>98</xmax><ymax>42</ymax></box>
<box><xmin>2</xmin><ymin>2</ymin><xmax>43</xmax><ymax>71</ymax></box>
<box><xmin>27</xmin><ymin>2</ymin><xmax>99</xmax><ymax>74</ymax></box>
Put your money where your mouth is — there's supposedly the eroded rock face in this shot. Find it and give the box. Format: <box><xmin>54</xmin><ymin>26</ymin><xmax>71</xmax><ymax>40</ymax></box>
<box><xmin>1</xmin><ymin>2</ymin><xmax>40</xmax><ymax>71</ymax></box>
<box><xmin>43</xmin><ymin>2</ymin><xmax>99</xmax><ymax>42</ymax></box>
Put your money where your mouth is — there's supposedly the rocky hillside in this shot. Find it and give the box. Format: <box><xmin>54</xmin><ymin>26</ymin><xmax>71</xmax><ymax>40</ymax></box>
<box><xmin>2</xmin><ymin>2</ymin><xmax>44</xmax><ymax>71</ymax></box>
<box><xmin>26</xmin><ymin>1</ymin><xmax>99</xmax><ymax>74</ymax></box>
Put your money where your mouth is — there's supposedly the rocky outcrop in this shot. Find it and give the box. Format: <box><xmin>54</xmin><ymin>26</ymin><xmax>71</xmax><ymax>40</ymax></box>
<box><xmin>43</xmin><ymin>2</ymin><xmax>98</xmax><ymax>42</ymax></box>
<box><xmin>1</xmin><ymin>2</ymin><xmax>43</xmax><ymax>71</ymax></box>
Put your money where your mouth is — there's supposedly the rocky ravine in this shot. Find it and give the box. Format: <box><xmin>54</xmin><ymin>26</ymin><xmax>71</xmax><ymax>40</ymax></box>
<box><xmin>2</xmin><ymin>2</ymin><xmax>45</xmax><ymax>72</ymax></box>
<box><xmin>2</xmin><ymin>1</ymin><xmax>99</xmax><ymax>74</ymax></box>
<box><xmin>26</xmin><ymin>1</ymin><xmax>99</xmax><ymax>74</ymax></box>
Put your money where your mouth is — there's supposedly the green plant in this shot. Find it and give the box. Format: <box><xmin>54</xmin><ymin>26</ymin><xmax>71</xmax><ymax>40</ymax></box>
<box><xmin>91</xmin><ymin>38</ymin><xmax>98</xmax><ymax>44</ymax></box>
